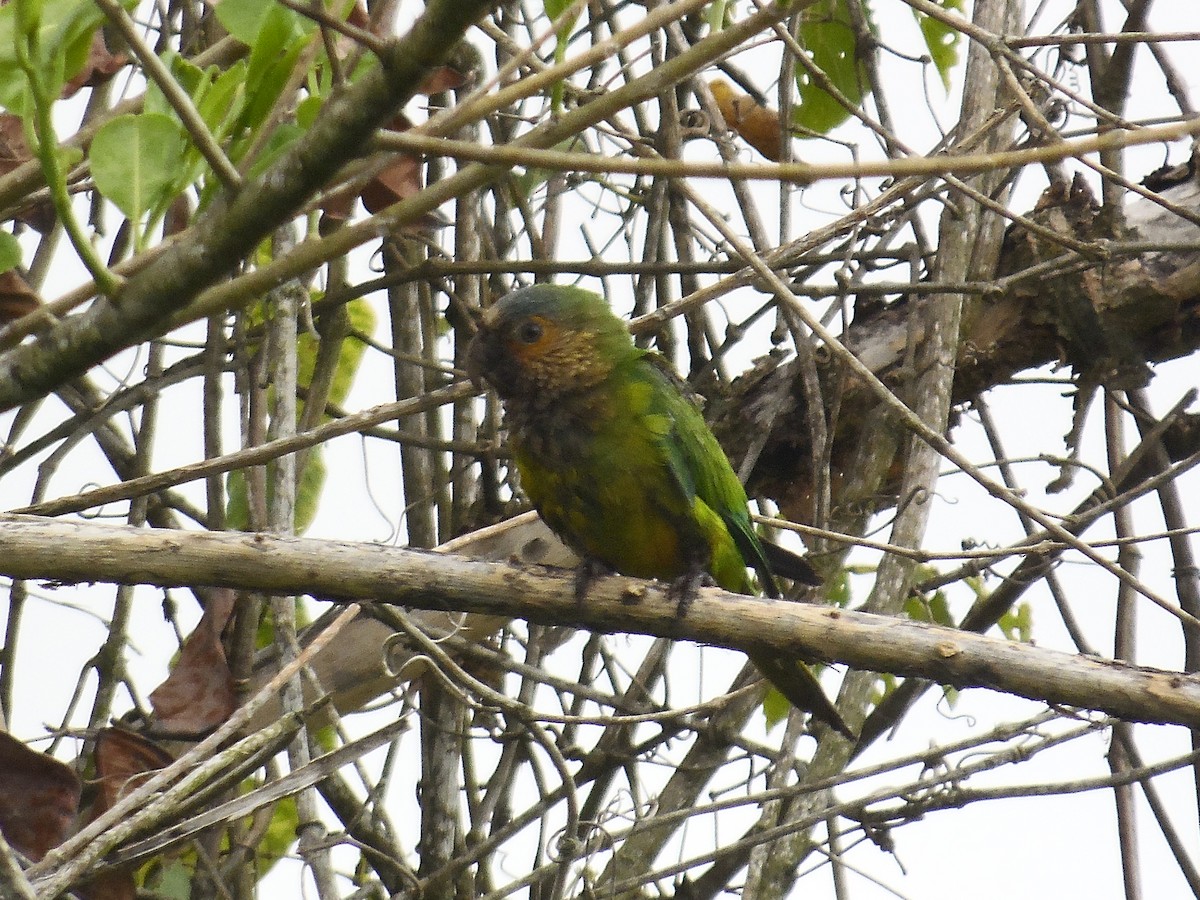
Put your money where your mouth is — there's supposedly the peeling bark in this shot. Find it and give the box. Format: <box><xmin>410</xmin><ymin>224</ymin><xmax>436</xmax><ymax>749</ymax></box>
<box><xmin>719</xmin><ymin>160</ymin><xmax>1200</xmax><ymax>522</ymax></box>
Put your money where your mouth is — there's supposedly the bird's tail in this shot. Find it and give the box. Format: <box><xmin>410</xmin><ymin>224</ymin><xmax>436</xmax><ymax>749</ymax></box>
<box><xmin>750</xmin><ymin>652</ymin><xmax>855</xmax><ymax>739</ymax></box>
<box><xmin>760</xmin><ymin>540</ymin><xmax>822</xmax><ymax>587</ymax></box>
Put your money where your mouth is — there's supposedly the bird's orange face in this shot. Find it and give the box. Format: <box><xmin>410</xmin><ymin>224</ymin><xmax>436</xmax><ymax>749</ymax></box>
<box><xmin>491</xmin><ymin>309</ymin><xmax>559</xmax><ymax>369</ymax></box>
<box><xmin>467</xmin><ymin>305</ymin><xmax>609</xmax><ymax>400</ymax></box>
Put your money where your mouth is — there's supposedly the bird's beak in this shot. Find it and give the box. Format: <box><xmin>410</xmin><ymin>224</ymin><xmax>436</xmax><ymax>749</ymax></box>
<box><xmin>464</xmin><ymin>328</ymin><xmax>492</xmax><ymax>390</ymax></box>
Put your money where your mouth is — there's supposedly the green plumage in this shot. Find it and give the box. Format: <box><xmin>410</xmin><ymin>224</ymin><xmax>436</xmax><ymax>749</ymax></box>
<box><xmin>467</xmin><ymin>285</ymin><xmax>852</xmax><ymax>738</ymax></box>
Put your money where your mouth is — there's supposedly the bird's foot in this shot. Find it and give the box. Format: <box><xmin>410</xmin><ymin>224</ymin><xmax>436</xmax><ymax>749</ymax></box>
<box><xmin>667</xmin><ymin>568</ymin><xmax>713</xmax><ymax>618</ymax></box>
<box><xmin>573</xmin><ymin>558</ymin><xmax>612</xmax><ymax>604</ymax></box>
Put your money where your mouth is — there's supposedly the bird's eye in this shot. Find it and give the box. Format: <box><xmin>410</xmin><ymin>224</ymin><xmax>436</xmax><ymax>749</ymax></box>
<box><xmin>517</xmin><ymin>320</ymin><xmax>544</xmax><ymax>344</ymax></box>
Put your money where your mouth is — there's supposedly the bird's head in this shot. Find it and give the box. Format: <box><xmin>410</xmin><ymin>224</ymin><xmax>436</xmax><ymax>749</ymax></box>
<box><xmin>466</xmin><ymin>285</ymin><xmax>637</xmax><ymax>400</ymax></box>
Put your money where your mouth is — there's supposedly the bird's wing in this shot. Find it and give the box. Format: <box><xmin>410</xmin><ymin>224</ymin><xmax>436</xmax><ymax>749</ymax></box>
<box><xmin>639</xmin><ymin>354</ymin><xmax>780</xmax><ymax>596</ymax></box>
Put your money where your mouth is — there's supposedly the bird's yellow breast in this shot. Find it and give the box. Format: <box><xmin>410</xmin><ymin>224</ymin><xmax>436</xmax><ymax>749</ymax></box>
<box><xmin>514</xmin><ymin>443</ymin><xmax>690</xmax><ymax>581</ymax></box>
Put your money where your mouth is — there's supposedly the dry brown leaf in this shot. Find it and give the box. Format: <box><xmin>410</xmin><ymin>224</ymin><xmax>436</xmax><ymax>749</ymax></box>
<box><xmin>0</xmin><ymin>113</ymin><xmax>56</xmax><ymax>232</ymax></box>
<box><xmin>418</xmin><ymin>65</ymin><xmax>466</xmax><ymax>96</ymax></box>
<box><xmin>360</xmin><ymin>154</ymin><xmax>422</xmax><ymax>214</ymax></box>
<box><xmin>77</xmin><ymin>729</ymin><xmax>174</xmax><ymax>900</ymax></box>
<box><xmin>63</xmin><ymin>32</ymin><xmax>129</xmax><ymax>98</ymax></box>
<box><xmin>0</xmin><ymin>732</ymin><xmax>81</xmax><ymax>861</ymax></box>
<box><xmin>709</xmin><ymin>79</ymin><xmax>784</xmax><ymax>161</ymax></box>
<box><xmin>0</xmin><ymin>269</ymin><xmax>40</xmax><ymax>326</ymax></box>
<box><xmin>148</xmin><ymin>589</ymin><xmax>237</xmax><ymax>735</ymax></box>
<box><xmin>92</xmin><ymin>727</ymin><xmax>174</xmax><ymax>812</ymax></box>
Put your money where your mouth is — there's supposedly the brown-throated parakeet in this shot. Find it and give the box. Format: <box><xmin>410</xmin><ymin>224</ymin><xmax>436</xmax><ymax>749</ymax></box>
<box><xmin>467</xmin><ymin>284</ymin><xmax>853</xmax><ymax>739</ymax></box>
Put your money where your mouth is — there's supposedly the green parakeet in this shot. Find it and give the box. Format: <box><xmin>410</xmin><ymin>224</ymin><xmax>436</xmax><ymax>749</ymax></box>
<box><xmin>467</xmin><ymin>284</ymin><xmax>853</xmax><ymax>739</ymax></box>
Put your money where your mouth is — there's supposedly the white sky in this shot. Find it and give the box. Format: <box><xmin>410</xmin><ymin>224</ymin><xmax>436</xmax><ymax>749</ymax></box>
<box><xmin>3</xmin><ymin>1</ymin><xmax>1200</xmax><ymax>897</ymax></box>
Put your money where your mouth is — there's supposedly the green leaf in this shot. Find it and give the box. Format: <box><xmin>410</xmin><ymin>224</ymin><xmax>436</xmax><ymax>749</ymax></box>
<box><xmin>244</xmin><ymin>122</ymin><xmax>304</xmax><ymax>179</ymax></box>
<box><xmin>140</xmin><ymin>56</ymin><xmax>222</xmax><ymax>197</ymax></box>
<box><xmin>291</xmin><ymin>300</ymin><xmax>375</xmax><ymax>533</ymax></box>
<box><xmin>215</xmin><ymin>0</ymin><xmax>307</xmax><ymax>46</ymax></box>
<box><xmin>213</xmin><ymin>0</ymin><xmax>267</xmax><ymax>45</ymax></box>
<box><xmin>0</xmin><ymin>69</ymin><xmax>32</xmax><ymax>117</ymax></box>
<box><xmin>225</xmin><ymin>300</ymin><xmax>371</xmax><ymax>535</ymax></box>
<box><xmin>193</xmin><ymin>62</ymin><xmax>250</xmax><ymax>208</ymax></box>
<box><xmin>224</xmin><ymin>468</ymin><xmax>251</xmax><ymax>532</ymax></box>
<box><xmin>543</xmin><ymin>0</ymin><xmax>580</xmax><ymax>109</ymax></box>
<box><xmin>823</xmin><ymin>566</ymin><xmax>853</xmax><ymax>609</ymax></box>
<box><xmin>293</xmin><ymin>448</ymin><xmax>324</xmax><ymax>536</ymax></box>
<box><xmin>225</xmin><ymin>459</ymin><xmax>324</xmax><ymax>535</ymax></box>
<box><xmin>90</xmin><ymin>113</ymin><xmax>187</xmax><ymax>223</ymax></box>
<box><xmin>257</xmin><ymin>795</ymin><xmax>299</xmax><ymax>873</ymax></box>
<box><xmin>0</xmin><ymin>0</ymin><xmax>126</xmax><ymax>114</ymax></box>
<box><xmin>298</xmin><ymin>299</ymin><xmax>374</xmax><ymax>410</ymax></box>
<box><xmin>914</xmin><ymin>0</ymin><xmax>964</xmax><ymax>91</ymax></box>
<box><xmin>56</xmin><ymin>143</ymin><xmax>83</xmax><ymax>168</ymax></box>
<box><xmin>793</xmin><ymin>0</ymin><xmax>871</xmax><ymax>137</ymax></box>
<box><xmin>998</xmin><ymin>601</ymin><xmax>1033</xmax><ymax>643</ymax></box>
<box><xmin>705</xmin><ymin>0</ymin><xmax>731</xmax><ymax>33</ymax></box>
<box><xmin>0</xmin><ymin>231</ymin><xmax>22</xmax><ymax>274</ymax></box>
<box><xmin>144</xmin><ymin>51</ymin><xmax>205</xmax><ymax>120</ymax></box>
<box><xmin>762</xmin><ymin>686</ymin><xmax>791</xmax><ymax>729</ymax></box>
<box><xmin>904</xmin><ymin>587</ymin><xmax>954</xmax><ymax>627</ymax></box>
<box><xmin>139</xmin><ymin>856</ymin><xmax>193</xmax><ymax>899</ymax></box>
<box><xmin>870</xmin><ymin>672</ymin><xmax>898</xmax><ymax>707</ymax></box>
<box><xmin>209</xmin><ymin>0</ymin><xmax>319</xmax><ymax>181</ymax></box>
<box><xmin>135</xmin><ymin>724</ymin><xmax>301</xmax><ymax>886</ymax></box>
<box><xmin>544</xmin><ymin>0</ymin><xmax>580</xmax><ymax>63</ymax></box>
<box><xmin>296</xmin><ymin>92</ymin><xmax>324</xmax><ymax>130</ymax></box>
<box><xmin>239</xmin><ymin>4</ymin><xmax>315</xmax><ymax>133</ymax></box>
<box><xmin>515</xmin><ymin>137</ymin><xmax>584</xmax><ymax>198</ymax></box>
<box><xmin>53</xmin><ymin>2</ymin><xmax>113</xmax><ymax>93</ymax></box>
<box><xmin>200</xmin><ymin>61</ymin><xmax>250</xmax><ymax>136</ymax></box>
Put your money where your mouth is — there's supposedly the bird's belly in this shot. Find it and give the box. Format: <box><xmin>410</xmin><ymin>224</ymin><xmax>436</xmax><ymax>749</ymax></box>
<box><xmin>516</xmin><ymin>449</ymin><xmax>691</xmax><ymax>582</ymax></box>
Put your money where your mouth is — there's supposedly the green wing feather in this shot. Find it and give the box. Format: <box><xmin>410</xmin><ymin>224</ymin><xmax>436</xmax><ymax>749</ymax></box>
<box><xmin>634</xmin><ymin>355</ymin><xmax>853</xmax><ymax>739</ymax></box>
<box><xmin>638</xmin><ymin>354</ymin><xmax>779</xmax><ymax>594</ymax></box>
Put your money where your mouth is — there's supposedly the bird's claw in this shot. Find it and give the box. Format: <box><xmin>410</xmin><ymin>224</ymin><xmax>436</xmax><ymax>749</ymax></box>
<box><xmin>574</xmin><ymin>558</ymin><xmax>612</xmax><ymax>604</ymax></box>
<box><xmin>668</xmin><ymin>569</ymin><xmax>712</xmax><ymax>618</ymax></box>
